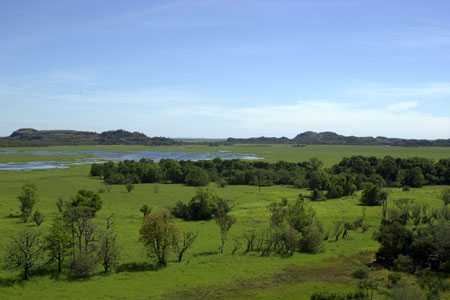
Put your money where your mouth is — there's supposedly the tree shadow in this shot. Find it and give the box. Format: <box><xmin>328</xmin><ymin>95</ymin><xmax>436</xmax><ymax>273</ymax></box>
<box><xmin>193</xmin><ymin>251</ymin><xmax>218</xmax><ymax>257</ymax></box>
<box><xmin>116</xmin><ymin>262</ymin><xmax>160</xmax><ymax>273</ymax></box>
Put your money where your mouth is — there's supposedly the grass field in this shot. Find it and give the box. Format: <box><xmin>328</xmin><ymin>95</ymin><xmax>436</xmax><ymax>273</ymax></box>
<box><xmin>0</xmin><ymin>145</ymin><xmax>449</xmax><ymax>299</ymax></box>
<box><xmin>3</xmin><ymin>144</ymin><xmax>450</xmax><ymax>165</ymax></box>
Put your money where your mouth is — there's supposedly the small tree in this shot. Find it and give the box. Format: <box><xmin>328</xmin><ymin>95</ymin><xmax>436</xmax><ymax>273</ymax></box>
<box><xmin>46</xmin><ymin>216</ymin><xmax>71</xmax><ymax>274</ymax></box>
<box><xmin>140</xmin><ymin>204</ymin><xmax>152</xmax><ymax>218</ymax></box>
<box><xmin>33</xmin><ymin>210</ymin><xmax>44</xmax><ymax>226</ymax></box>
<box><xmin>98</xmin><ymin>216</ymin><xmax>120</xmax><ymax>273</ymax></box>
<box><xmin>360</xmin><ymin>184</ymin><xmax>388</xmax><ymax>206</ymax></box>
<box><xmin>139</xmin><ymin>210</ymin><xmax>177</xmax><ymax>266</ymax></box>
<box><xmin>18</xmin><ymin>184</ymin><xmax>38</xmax><ymax>222</ymax></box>
<box><xmin>215</xmin><ymin>199</ymin><xmax>235</xmax><ymax>254</ymax></box>
<box><xmin>126</xmin><ymin>182</ymin><xmax>134</xmax><ymax>193</ymax></box>
<box><xmin>4</xmin><ymin>229</ymin><xmax>44</xmax><ymax>280</ymax></box>
<box><xmin>173</xmin><ymin>231</ymin><xmax>198</xmax><ymax>263</ymax></box>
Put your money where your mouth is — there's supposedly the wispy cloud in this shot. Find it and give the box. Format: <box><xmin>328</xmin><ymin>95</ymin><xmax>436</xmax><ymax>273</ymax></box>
<box><xmin>386</xmin><ymin>101</ymin><xmax>419</xmax><ymax>112</ymax></box>
<box><xmin>348</xmin><ymin>83</ymin><xmax>450</xmax><ymax>98</ymax></box>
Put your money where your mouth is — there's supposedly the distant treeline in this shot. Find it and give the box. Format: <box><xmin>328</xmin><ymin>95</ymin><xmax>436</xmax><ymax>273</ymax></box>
<box><xmin>90</xmin><ymin>156</ymin><xmax>450</xmax><ymax>199</ymax></box>
<box><xmin>226</xmin><ymin>131</ymin><xmax>450</xmax><ymax>147</ymax></box>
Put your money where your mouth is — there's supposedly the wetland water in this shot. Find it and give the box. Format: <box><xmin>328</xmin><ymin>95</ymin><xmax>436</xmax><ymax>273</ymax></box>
<box><xmin>0</xmin><ymin>149</ymin><xmax>261</xmax><ymax>171</ymax></box>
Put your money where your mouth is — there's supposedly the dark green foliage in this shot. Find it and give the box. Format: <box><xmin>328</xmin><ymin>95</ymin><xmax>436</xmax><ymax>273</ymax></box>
<box><xmin>32</xmin><ymin>210</ymin><xmax>44</xmax><ymax>226</ymax></box>
<box><xmin>140</xmin><ymin>204</ymin><xmax>151</xmax><ymax>217</ymax></box>
<box><xmin>17</xmin><ymin>184</ymin><xmax>38</xmax><ymax>222</ymax></box>
<box><xmin>360</xmin><ymin>184</ymin><xmax>388</xmax><ymax>206</ymax></box>
<box><xmin>185</xmin><ymin>166</ymin><xmax>209</xmax><ymax>186</ymax></box>
<box><xmin>90</xmin><ymin>157</ymin><xmax>450</xmax><ymax>198</ymax></box>
<box><xmin>375</xmin><ymin>221</ymin><xmax>413</xmax><ymax>266</ymax></box>
<box><xmin>172</xmin><ymin>189</ymin><xmax>227</xmax><ymax>221</ymax></box>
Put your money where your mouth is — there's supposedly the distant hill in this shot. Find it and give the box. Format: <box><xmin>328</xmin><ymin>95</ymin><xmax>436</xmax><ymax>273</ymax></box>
<box><xmin>0</xmin><ymin>128</ymin><xmax>179</xmax><ymax>146</ymax></box>
<box><xmin>226</xmin><ymin>131</ymin><xmax>450</xmax><ymax>147</ymax></box>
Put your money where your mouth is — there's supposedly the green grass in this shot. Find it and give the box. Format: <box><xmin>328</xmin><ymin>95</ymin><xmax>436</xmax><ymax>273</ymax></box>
<box><xmin>2</xmin><ymin>143</ymin><xmax>450</xmax><ymax>165</ymax></box>
<box><xmin>0</xmin><ymin>163</ymin><xmax>449</xmax><ymax>300</ymax></box>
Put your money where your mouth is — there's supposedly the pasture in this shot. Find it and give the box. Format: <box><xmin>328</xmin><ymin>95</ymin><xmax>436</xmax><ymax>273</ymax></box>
<box><xmin>0</xmin><ymin>145</ymin><xmax>449</xmax><ymax>299</ymax></box>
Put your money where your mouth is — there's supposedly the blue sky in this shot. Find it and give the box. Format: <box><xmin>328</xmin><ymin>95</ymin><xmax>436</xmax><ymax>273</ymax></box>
<box><xmin>1</xmin><ymin>0</ymin><xmax>450</xmax><ymax>138</ymax></box>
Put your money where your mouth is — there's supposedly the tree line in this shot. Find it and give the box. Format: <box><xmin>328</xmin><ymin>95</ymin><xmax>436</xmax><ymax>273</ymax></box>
<box><xmin>90</xmin><ymin>156</ymin><xmax>450</xmax><ymax>200</ymax></box>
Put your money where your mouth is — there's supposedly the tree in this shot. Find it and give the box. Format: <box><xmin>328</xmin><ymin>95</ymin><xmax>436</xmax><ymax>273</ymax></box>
<box><xmin>375</xmin><ymin>221</ymin><xmax>413</xmax><ymax>266</ymax></box>
<box><xmin>140</xmin><ymin>204</ymin><xmax>151</xmax><ymax>218</ymax></box>
<box><xmin>46</xmin><ymin>216</ymin><xmax>71</xmax><ymax>274</ymax></box>
<box><xmin>32</xmin><ymin>210</ymin><xmax>44</xmax><ymax>226</ymax></box>
<box><xmin>17</xmin><ymin>184</ymin><xmax>38</xmax><ymax>222</ymax></box>
<box><xmin>185</xmin><ymin>166</ymin><xmax>209</xmax><ymax>186</ymax></box>
<box><xmin>98</xmin><ymin>216</ymin><xmax>120</xmax><ymax>273</ymax></box>
<box><xmin>4</xmin><ymin>229</ymin><xmax>45</xmax><ymax>280</ymax></box>
<box><xmin>125</xmin><ymin>182</ymin><xmax>134</xmax><ymax>193</ymax></box>
<box><xmin>360</xmin><ymin>184</ymin><xmax>388</xmax><ymax>206</ymax></box>
<box><xmin>139</xmin><ymin>210</ymin><xmax>177</xmax><ymax>266</ymax></box>
<box><xmin>173</xmin><ymin>231</ymin><xmax>198</xmax><ymax>263</ymax></box>
<box><xmin>215</xmin><ymin>199</ymin><xmax>235</xmax><ymax>254</ymax></box>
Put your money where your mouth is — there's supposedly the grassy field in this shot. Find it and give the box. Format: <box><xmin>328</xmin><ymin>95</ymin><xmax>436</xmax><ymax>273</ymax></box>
<box><xmin>0</xmin><ymin>145</ymin><xmax>449</xmax><ymax>299</ymax></box>
<box><xmin>2</xmin><ymin>143</ymin><xmax>450</xmax><ymax>165</ymax></box>
<box><xmin>0</xmin><ymin>163</ymin><xmax>448</xmax><ymax>300</ymax></box>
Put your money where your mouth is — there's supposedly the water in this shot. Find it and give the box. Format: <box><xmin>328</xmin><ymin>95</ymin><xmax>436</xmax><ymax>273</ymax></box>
<box><xmin>0</xmin><ymin>149</ymin><xmax>261</xmax><ymax>171</ymax></box>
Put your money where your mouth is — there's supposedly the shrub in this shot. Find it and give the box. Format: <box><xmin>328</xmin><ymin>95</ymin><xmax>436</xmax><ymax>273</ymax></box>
<box><xmin>352</xmin><ymin>266</ymin><xmax>369</xmax><ymax>280</ymax></box>
<box><xmin>32</xmin><ymin>210</ymin><xmax>44</xmax><ymax>226</ymax></box>
<box><xmin>172</xmin><ymin>189</ymin><xmax>226</xmax><ymax>221</ymax></box>
<box><xmin>70</xmin><ymin>254</ymin><xmax>97</xmax><ymax>278</ymax></box>
<box><xmin>360</xmin><ymin>184</ymin><xmax>388</xmax><ymax>206</ymax></box>
<box><xmin>185</xmin><ymin>166</ymin><xmax>209</xmax><ymax>186</ymax></box>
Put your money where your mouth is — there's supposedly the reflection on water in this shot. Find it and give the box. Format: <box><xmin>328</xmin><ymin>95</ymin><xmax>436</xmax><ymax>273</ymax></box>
<box><xmin>0</xmin><ymin>149</ymin><xmax>261</xmax><ymax>171</ymax></box>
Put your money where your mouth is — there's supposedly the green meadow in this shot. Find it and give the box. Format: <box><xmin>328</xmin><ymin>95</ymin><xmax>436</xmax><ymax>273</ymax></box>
<box><xmin>0</xmin><ymin>145</ymin><xmax>449</xmax><ymax>299</ymax></box>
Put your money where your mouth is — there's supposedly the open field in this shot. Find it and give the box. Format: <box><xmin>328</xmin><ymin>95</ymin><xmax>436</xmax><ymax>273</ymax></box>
<box><xmin>0</xmin><ymin>159</ymin><xmax>449</xmax><ymax>299</ymax></box>
<box><xmin>3</xmin><ymin>144</ymin><xmax>450</xmax><ymax>165</ymax></box>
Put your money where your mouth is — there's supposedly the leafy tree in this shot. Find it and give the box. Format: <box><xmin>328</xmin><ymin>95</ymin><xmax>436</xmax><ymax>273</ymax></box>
<box><xmin>4</xmin><ymin>229</ymin><xmax>45</xmax><ymax>280</ymax></box>
<box><xmin>98</xmin><ymin>216</ymin><xmax>120</xmax><ymax>273</ymax></box>
<box><xmin>360</xmin><ymin>184</ymin><xmax>388</xmax><ymax>206</ymax></box>
<box><xmin>214</xmin><ymin>199</ymin><xmax>235</xmax><ymax>254</ymax></box>
<box><xmin>375</xmin><ymin>221</ymin><xmax>413</xmax><ymax>266</ymax></box>
<box><xmin>172</xmin><ymin>189</ymin><xmax>224</xmax><ymax>221</ymax></box>
<box><xmin>32</xmin><ymin>210</ymin><xmax>44</xmax><ymax>226</ymax></box>
<box><xmin>46</xmin><ymin>216</ymin><xmax>71</xmax><ymax>274</ymax></box>
<box><xmin>185</xmin><ymin>166</ymin><xmax>209</xmax><ymax>186</ymax></box>
<box><xmin>139</xmin><ymin>210</ymin><xmax>177</xmax><ymax>266</ymax></box>
<box><xmin>17</xmin><ymin>184</ymin><xmax>38</xmax><ymax>222</ymax></box>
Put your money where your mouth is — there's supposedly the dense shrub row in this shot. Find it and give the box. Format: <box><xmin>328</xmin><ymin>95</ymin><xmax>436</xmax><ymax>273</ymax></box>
<box><xmin>90</xmin><ymin>156</ymin><xmax>450</xmax><ymax>200</ymax></box>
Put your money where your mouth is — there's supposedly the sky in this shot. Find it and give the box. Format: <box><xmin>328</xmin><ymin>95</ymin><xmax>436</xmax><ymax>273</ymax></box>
<box><xmin>1</xmin><ymin>0</ymin><xmax>450</xmax><ymax>139</ymax></box>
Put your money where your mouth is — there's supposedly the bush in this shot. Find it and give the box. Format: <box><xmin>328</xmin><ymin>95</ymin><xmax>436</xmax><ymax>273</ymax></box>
<box><xmin>70</xmin><ymin>255</ymin><xmax>97</xmax><ymax>278</ymax></box>
<box><xmin>352</xmin><ymin>266</ymin><xmax>369</xmax><ymax>280</ymax></box>
<box><xmin>32</xmin><ymin>210</ymin><xmax>44</xmax><ymax>226</ymax></box>
<box><xmin>360</xmin><ymin>184</ymin><xmax>388</xmax><ymax>206</ymax></box>
<box><xmin>172</xmin><ymin>189</ymin><xmax>226</xmax><ymax>221</ymax></box>
<box><xmin>185</xmin><ymin>166</ymin><xmax>209</xmax><ymax>186</ymax></box>
<box><xmin>298</xmin><ymin>221</ymin><xmax>324</xmax><ymax>253</ymax></box>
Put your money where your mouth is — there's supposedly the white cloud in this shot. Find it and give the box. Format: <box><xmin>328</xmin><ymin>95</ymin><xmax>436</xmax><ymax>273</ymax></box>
<box><xmin>165</xmin><ymin>101</ymin><xmax>450</xmax><ymax>139</ymax></box>
<box><xmin>348</xmin><ymin>83</ymin><xmax>450</xmax><ymax>98</ymax></box>
<box><xmin>386</xmin><ymin>101</ymin><xmax>419</xmax><ymax>112</ymax></box>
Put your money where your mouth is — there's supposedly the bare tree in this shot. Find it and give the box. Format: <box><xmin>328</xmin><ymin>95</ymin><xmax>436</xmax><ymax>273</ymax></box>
<box><xmin>173</xmin><ymin>231</ymin><xmax>198</xmax><ymax>263</ymax></box>
<box><xmin>98</xmin><ymin>216</ymin><xmax>120</xmax><ymax>273</ymax></box>
<box><xmin>214</xmin><ymin>199</ymin><xmax>235</xmax><ymax>254</ymax></box>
